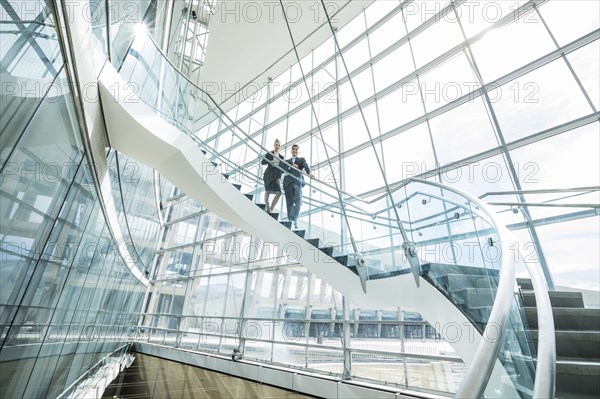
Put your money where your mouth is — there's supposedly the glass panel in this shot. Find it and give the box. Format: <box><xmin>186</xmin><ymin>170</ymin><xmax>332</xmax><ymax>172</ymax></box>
<box><xmin>429</xmin><ymin>97</ymin><xmax>497</xmax><ymax>165</ymax></box>
<box><xmin>458</xmin><ymin>0</ymin><xmax>527</xmax><ymax>39</ymax></box>
<box><xmin>536</xmin><ymin>217</ymin><xmax>600</xmax><ymax>294</ymax></box>
<box><xmin>111</xmin><ymin>0</ymin><xmax>152</xmax><ymax>69</ymax></box>
<box><xmin>566</xmin><ymin>40</ymin><xmax>600</xmax><ymax>112</ymax></box>
<box><xmin>403</xmin><ymin>1</ymin><xmax>451</xmax><ymax>34</ymax></box>
<box><xmin>538</xmin><ymin>0</ymin><xmax>600</xmax><ymax>46</ymax></box>
<box><xmin>491</xmin><ymin>59</ymin><xmax>592</xmax><ymax>143</ymax></box>
<box><xmin>418</xmin><ymin>52</ymin><xmax>479</xmax><ymax>112</ymax></box>
<box><xmin>410</xmin><ymin>13</ymin><xmax>463</xmax><ymax>69</ymax></box>
<box><xmin>367</xmin><ymin>12</ymin><xmax>404</xmax><ymax>58</ymax></box>
<box><xmin>470</xmin><ymin>17</ymin><xmax>555</xmax><ymax>84</ymax></box>
<box><xmin>381</xmin><ymin>123</ymin><xmax>437</xmax><ymax>184</ymax></box>
<box><xmin>371</xmin><ymin>43</ymin><xmax>413</xmax><ymax>92</ymax></box>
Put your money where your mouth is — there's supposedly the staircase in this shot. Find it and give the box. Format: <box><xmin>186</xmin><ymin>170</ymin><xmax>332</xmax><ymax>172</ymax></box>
<box><xmin>518</xmin><ymin>278</ymin><xmax>600</xmax><ymax>398</ymax></box>
<box><xmin>420</xmin><ymin>263</ymin><xmax>500</xmax><ymax>334</ymax></box>
<box><xmin>99</xmin><ymin>52</ymin><xmax>544</xmax><ymax>397</ymax></box>
<box><xmin>228</xmin><ymin>179</ymin><xmax>352</xmax><ymax>267</ymax></box>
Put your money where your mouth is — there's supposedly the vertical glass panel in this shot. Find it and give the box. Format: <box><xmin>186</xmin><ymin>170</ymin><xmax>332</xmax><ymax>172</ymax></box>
<box><xmin>364</xmin><ymin>0</ymin><xmax>398</xmax><ymax>28</ymax></box>
<box><xmin>536</xmin><ymin>217</ymin><xmax>600</xmax><ymax>293</ymax></box>
<box><xmin>381</xmin><ymin>123</ymin><xmax>436</xmax><ymax>183</ymax></box>
<box><xmin>0</xmin><ymin>0</ymin><xmax>62</xmax><ymax>78</ymax></box>
<box><xmin>418</xmin><ymin>52</ymin><xmax>479</xmax><ymax>112</ymax></box>
<box><xmin>343</xmin><ymin>150</ymin><xmax>385</xmax><ymax>194</ymax></box>
<box><xmin>313</xmin><ymin>36</ymin><xmax>334</xmax><ymax>67</ymax></box>
<box><xmin>509</xmin><ymin>123</ymin><xmax>600</xmax><ymax>191</ymax></box>
<box><xmin>340</xmin><ymin>101</ymin><xmax>378</xmax><ymax>149</ymax></box>
<box><xmin>0</xmin><ymin>0</ymin><xmax>64</xmax><ymax>166</ymax></box>
<box><xmin>223</xmin><ymin>272</ymin><xmax>245</xmax><ymax>318</ymax></box>
<box><xmin>367</xmin><ymin>12</ymin><xmax>405</xmax><ymax>58</ymax></box>
<box><xmin>410</xmin><ymin>14</ymin><xmax>464</xmax><ymax>69</ymax></box>
<box><xmin>0</xmin><ymin>71</ymin><xmax>84</xmax><ymax>329</ymax></box>
<box><xmin>90</xmin><ymin>0</ymin><xmax>109</xmax><ymax>73</ymax></box>
<box><xmin>336</xmin><ymin>9</ymin><xmax>366</xmax><ymax>48</ymax></box>
<box><xmin>438</xmin><ymin>154</ymin><xmax>516</xmax><ymax>198</ymax></box>
<box><xmin>566</xmin><ymin>40</ymin><xmax>600</xmax><ymax>111</ymax></box>
<box><xmin>286</xmin><ymin>106</ymin><xmax>312</xmax><ymax>142</ymax></box>
<box><xmin>458</xmin><ymin>0</ymin><xmax>526</xmax><ymax>39</ymax></box>
<box><xmin>470</xmin><ymin>17</ymin><xmax>555</xmax><ymax>83</ymax></box>
<box><xmin>490</xmin><ymin>59</ymin><xmax>592</xmax><ymax>142</ymax></box>
<box><xmin>339</xmin><ymin>68</ymin><xmax>374</xmax><ymax>113</ymax></box>
<box><xmin>371</xmin><ymin>43</ymin><xmax>414</xmax><ymax>92</ymax></box>
<box><xmin>538</xmin><ymin>0</ymin><xmax>600</xmax><ymax>46</ymax></box>
<box><xmin>338</xmin><ymin>37</ymin><xmax>370</xmax><ymax>75</ymax></box>
<box><xmin>402</xmin><ymin>1</ymin><xmax>450</xmax><ymax>33</ymax></box>
<box><xmin>267</xmin><ymin>94</ymin><xmax>290</xmax><ymax>124</ymax></box>
<box><xmin>376</xmin><ymin>80</ymin><xmax>424</xmax><ymax>133</ymax></box>
<box><xmin>428</xmin><ymin>96</ymin><xmax>497</xmax><ymax>165</ymax></box>
<box><xmin>111</xmin><ymin>0</ymin><xmax>152</xmax><ymax>69</ymax></box>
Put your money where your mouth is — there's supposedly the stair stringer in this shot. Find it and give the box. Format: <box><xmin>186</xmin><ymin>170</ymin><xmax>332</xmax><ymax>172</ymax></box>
<box><xmin>98</xmin><ymin>63</ymin><xmax>517</xmax><ymax>397</ymax></box>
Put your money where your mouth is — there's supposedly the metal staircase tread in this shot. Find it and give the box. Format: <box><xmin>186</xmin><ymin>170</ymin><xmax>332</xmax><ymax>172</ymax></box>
<box><xmin>293</xmin><ymin>230</ymin><xmax>306</xmax><ymax>238</ymax></box>
<box><xmin>280</xmin><ymin>221</ymin><xmax>292</xmax><ymax>229</ymax></box>
<box><xmin>266</xmin><ymin>212</ymin><xmax>279</xmax><ymax>220</ymax></box>
<box><xmin>556</xmin><ymin>359</ymin><xmax>600</xmax><ymax>375</ymax></box>
<box><xmin>524</xmin><ymin>306</ymin><xmax>600</xmax><ymax>331</ymax></box>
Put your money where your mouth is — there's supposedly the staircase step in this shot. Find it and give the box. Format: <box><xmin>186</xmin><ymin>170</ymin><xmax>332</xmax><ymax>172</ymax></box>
<box><xmin>222</xmin><ymin>172</ymin><xmax>230</xmax><ymax>180</ymax></box>
<box><xmin>517</xmin><ymin>277</ymin><xmax>533</xmax><ymax>291</ymax></box>
<box><xmin>211</xmin><ymin>161</ymin><xmax>218</xmax><ymax>167</ymax></box>
<box><xmin>232</xmin><ymin>183</ymin><xmax>242</xmax><ymax>190</ymax></box>
<box><xmin>556</xmin><ymin>359</ymin><xmax>600</xmax><ymax>397</ymax></box>
<box><xmin>319</xmin><ymin>246</ymin><xmax>334</xmax><ymax>257</ymax></box>
<box><xmin>524</xmin><ymin>306</ymin><xmax>600</xmax><ymax>331</ymax></box>
<box><xmin>293</xmin><ymin>230</ymin><xmax>306</xmax><ymax>238</ymax></box>
<box><xmin>201</xmin><ymin>150</ymin><xmax>206</xmax><ymax>155</ymax></box>
<box><xmin>306</xmin><ymin>238</ymin><xmax>320</xmax><ymax>247</ymax></box>
<box><xmin>280</xmin><ymin>221</ymin><xmax>292</xmax><ymax>229</ymax></box>
<box><xmin>244</xmin><ymin>193</ymin><xmax>254</xmax><ymax>201</ymax></box>
<box><xmin>333</xmin><ymin>255</ymin><xmax>356</xmax><ymax>267</ymax></box>
<box><xmin>522</xmin><ymin>290</ymin><xmax>585</xmax><ymax>308</ymax></box>
<box><xmin>451</xmin><ymin>287</ymin><xmax>495</xmax><ymax>308</ymax></box>
<box><xmin>462</xmin><ymin>305</ymin><xmax>492</xmax><ymax>324</ymax></box>
<box><xmin>334</xmin><ymin>255</ymin><xmax>348</xmax><ymax>266</ymax></box>
<box><xmin>255</xmin><ymin>203</ymin><xmax>266</xmax><ymax>210</ymax></box>
<box><xmin>531</xmin><ymin>330</ymin><xmax>600</xmax><ymax>360</ymax></box>
<box><xmin>436</xmin><ymin>273</ymin><xmax>494</xmax><ymax>291</ymax></box>
<box><xmin>267</xmin><ymin>212</ymin><xmax>279</xmax><ymax>220</ymax></box>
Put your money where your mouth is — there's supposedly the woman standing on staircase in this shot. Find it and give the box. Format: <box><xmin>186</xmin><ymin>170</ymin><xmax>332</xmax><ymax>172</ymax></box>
<box><xmin>261</xmin><ymin>139</ymin><xmax>285</xmax><ymax>213</ymax></box>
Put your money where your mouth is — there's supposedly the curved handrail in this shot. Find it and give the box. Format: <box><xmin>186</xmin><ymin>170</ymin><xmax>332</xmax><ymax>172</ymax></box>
<box><xmin>408</xmin><ymin>179</ymin><xmax>555</xmax><ymax>398</ymax></box>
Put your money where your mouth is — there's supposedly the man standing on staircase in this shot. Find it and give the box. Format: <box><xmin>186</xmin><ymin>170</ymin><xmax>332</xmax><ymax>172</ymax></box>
<box><xmin>283</xmin><ymin>144</ymin><xmax>314</xmax><ymax>229</ymax></box>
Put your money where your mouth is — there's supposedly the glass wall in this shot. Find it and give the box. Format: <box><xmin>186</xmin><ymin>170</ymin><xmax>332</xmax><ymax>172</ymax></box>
<box><xmin>202</xmin><ymin>0</ymin><xmax>599</xmax><ymax>291</ymax></box>
<box><xmin>0</xmin><ymin>2</ymin><xmax>158</xmax><ymax>398</ymax></box>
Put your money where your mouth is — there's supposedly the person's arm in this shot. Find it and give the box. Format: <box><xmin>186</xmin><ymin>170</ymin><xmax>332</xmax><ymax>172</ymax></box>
<box><xmin>261</xmin><ymin>152</ymin><xmax>273</xmax><ymax>165</ymax></box>
<box><xmin>303</xmin><ymin>160</ymin><xmax>315</xmax><ymax>179</ymax></box>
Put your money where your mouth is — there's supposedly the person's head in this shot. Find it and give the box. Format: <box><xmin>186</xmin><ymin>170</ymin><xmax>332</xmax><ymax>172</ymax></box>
<box><xmin>291</xmin><ymin>144</ymin><xmax>299</xmax><ymax>156</ymax></box>
<box><xmin>273</xmin><ymin>139</ymin><xmax>281</xmax><ymax>150</ymax></box>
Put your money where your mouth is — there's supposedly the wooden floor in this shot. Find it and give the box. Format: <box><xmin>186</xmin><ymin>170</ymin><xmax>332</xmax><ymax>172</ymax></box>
<box><xmin>102</xmin><ymin>353</ymin><xmax>317</xmax><ymax>399</ymax></box>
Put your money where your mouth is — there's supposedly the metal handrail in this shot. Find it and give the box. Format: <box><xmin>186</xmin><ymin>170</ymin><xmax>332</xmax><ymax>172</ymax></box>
<box><xmin>479</xmin><ymin>186</ymin><xmax>600</xmax><ymax>198</ymax></box>
<box><xmin>409</xmin><ymin>179</ymin><xmax>555</xmax><ymax>398</ymax></box>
